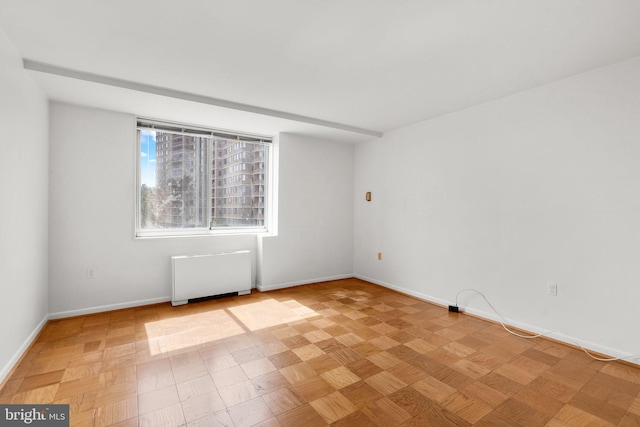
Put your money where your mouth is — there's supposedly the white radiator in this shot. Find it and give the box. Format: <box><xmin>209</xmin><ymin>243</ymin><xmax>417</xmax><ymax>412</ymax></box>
<box><xmin>171</xmin><ymin>250</ymin><xmax>251</xmax><ymax>306</ymax></box>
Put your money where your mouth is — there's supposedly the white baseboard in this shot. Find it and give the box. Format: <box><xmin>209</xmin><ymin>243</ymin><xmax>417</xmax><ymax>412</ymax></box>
<box><xmin>354</xmin><ymin>274</ymin><xmax>640</xmax><ymax>366</ymax></box>
<box><xmin>48</xmin><ymin>296</ymin><xmax>171</xmax><ymax>319</ymax></box>
<box><xmin>0</xmin><ymin>314</ymin><xmax>48</xmax><ymax>384</ymax></box>
<box><xmin>458</xmin><ymin>304</ymin><xmax>640</xmax><ymax>365</ymax></box>
<box><xmin>354</xmin><ymin>274</ymin><xmax>452</xmax><ymax>307</ymax></box>
<box><xmin>257</xmin><ymin>274</ymin><xmax>353</xmax><ymax>292</ymax></box>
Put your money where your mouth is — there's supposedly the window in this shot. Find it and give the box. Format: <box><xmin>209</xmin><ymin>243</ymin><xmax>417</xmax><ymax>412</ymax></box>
<box><xmin>137</xmin><ymin>119</ymin><xmax>272</xmax><ymax>237</ymax></box>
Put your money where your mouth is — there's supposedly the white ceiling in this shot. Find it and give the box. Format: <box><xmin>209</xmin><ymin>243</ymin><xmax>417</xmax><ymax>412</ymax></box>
<box><xmin>2</xmin><ymin>0</ymin><xmax>640</xmax><ymax>143</ymax></box>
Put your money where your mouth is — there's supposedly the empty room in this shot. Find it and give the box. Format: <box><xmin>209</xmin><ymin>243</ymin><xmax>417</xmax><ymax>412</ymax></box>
<box><xmin>1</xmin><ymin>1</ymin><xmax>640</xmax><ymax>426</ymax></box>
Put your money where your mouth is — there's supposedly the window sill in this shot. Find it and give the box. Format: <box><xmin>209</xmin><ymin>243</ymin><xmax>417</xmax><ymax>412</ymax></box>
<box><xmin>135</xmin><ymin>228</ymin><xmax>269</xmax><ymax>239</ymax></box>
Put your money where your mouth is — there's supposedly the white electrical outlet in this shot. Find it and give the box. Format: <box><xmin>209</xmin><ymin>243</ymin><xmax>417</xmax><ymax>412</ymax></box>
<box><xmin>547</xmin><ymin>283</ymin><xmax>557</xmax><ymax>296</ymax></box>
<box><xmin>87</xmin><ymin>269</ymin><xmax>96</xmax><ymax>279</ymax></box>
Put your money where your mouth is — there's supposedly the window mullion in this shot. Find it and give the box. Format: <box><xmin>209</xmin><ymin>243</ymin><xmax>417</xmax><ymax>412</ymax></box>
<box><xmin>207</xmin><ymin>137</ymin><xmax>213</xmax><ymax>229</ymax></box>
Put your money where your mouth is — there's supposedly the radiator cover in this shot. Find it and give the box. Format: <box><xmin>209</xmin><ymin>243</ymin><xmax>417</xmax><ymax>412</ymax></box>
<box><xmin>171</xmin><ymin>251</ymin><xmax>251</xmax><ymax>306</ymax></box>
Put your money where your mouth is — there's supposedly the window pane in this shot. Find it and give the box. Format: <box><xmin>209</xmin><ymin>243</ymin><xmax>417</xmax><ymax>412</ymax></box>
<box><xmin>137</xmin><ymin>120</ymin><xmax>271</xmax><ymax>236</ymax></box>
<box><xmin>211</xmin><ymin>138</ymin><xmax>267</xmax><ymax>228</ymax></box>
<box><xmin>139</xmin><ymin>130</ymin><xmax>208</xmax><ymax>229</ymax></box>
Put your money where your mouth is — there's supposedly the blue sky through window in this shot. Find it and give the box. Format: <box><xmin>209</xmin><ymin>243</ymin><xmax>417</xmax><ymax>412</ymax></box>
<box><xmin>140</xmin><ymin>130</ymin><xmax>157</xmax><ymax>187</ymax></box>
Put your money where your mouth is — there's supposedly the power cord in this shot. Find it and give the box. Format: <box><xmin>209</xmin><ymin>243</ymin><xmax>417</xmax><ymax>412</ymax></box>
<box><xmin>452</xmin><ymin>288</ymin><xmax>640</xmax><ymax>363</ymax></box>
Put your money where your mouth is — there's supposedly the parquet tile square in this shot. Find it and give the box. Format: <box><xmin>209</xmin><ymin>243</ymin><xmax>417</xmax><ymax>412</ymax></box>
<box><xmin>94</xmin><ymin>395</ymin><xmax>138</xmax><ymax>427</ymax></box>
<box><xmin>495</xmin><ymin>399</ymin><xmax>551</xmax><ymax>425</ymax></box>
<box><xmin>53</xmin><ymin>391</ymin><xmax>96</xmax><ymax>415</ymax></box>
<box><xmin>368</xmin><ymin>350</ymin><xmax>402</xmax><ymax>370</ymax></box>
<box><xmin>2</xmin><ymin>278</ymin><xmax>639</xmax><ymax>427</ymax></box>
<box><xmin>217</xmin><ymin>378</ymin><xmax>260</xmax><ymax>407</ymax></box>
<box><xmin>512</xmin><ymin>386</ymin><xmax>564</xmax><ymax>417</ymax></box>
<box><xmin>407</xmin><ymin>353</ymin><xmax>445</xmax><ymax>376</ymax></box>
<box><xmin>180</xmin><ymin>389</ymin><xmax>225</xmax><ymax>423</ymax></box>
<box><xmin>387</xmin><ymin>330</ymin><xmax>415</xmax><ymax>343</ymax></box>
<box><xmin>211</xmin><ymin>365</ymin><xmax>248</xmax><ymax>388</ymax></box>
<box><xmin>258</xmin><ymin>340</ymin><xmax>288</xmax><ymax>357</ymax></box>
<box><xmin>386</xmin><ymin>344</ymin><xmax>422</xmax><ymax>363</ymax></box>
<box><xmin>310</xmin><ymin>390</ymin><xmax>358</xmax><ymax>423</ymax></box>
<box><xmin>335</xmin><ymin>332</ymin><xmax>365</xmax><ymax>347</ymax></box>
<box><xmin>494</xmin><ymin>361</ymin><xmax>537</xmax><ymax>385</ymax></box>
<box><xmin>351</xmin><ymin>342</ymin><xmax>381</xmax><ymax>358</ymax></box>
<box><xmin>232</xmin><ymin>345</ymin><xmax>264</xmax><ymax>365</ymax></box>
<box><xmin>451</xmin><ymin>358</ymin><xmax>491</xmax><ymax>380</ymax></box>
<box><xmin>138</xmin><ymin>384</ymin><xmax>180</xmax><ymax>415</ymax></box>
<box><xmin>279</xmin><ymin>362</ymin><xmax>317</xmax><ymax>385</ymax></box>
<box><xmin>267</xmin><ymin>350</ymin><xmax>301</xmax><ymax>369</ymax></box>
<box><xmin>346</xmin><ymin>358</ymin><xmax>383</xmax><ymax>380</ymax></box>
<box><xmin>619</xmin><ymin>412</ymin><xmax>640</xmax><ymax>426</ymax></box>
<box><xmin>18</xmin><ymin>370</ymin><xmax>65</xmax><ymax>392</ymax></box>
<box><xmin>388</xmin><ymin>386</ymin><xmax>433</xmax><ymax>418</ymax></box>
<box><xmin>478</xmin><ymin>371</ymin><xmax>523</xmax><ymax>396</ymax></box>
<box><xmin>389</xmin><ymin>362</ymin><xmax>427</xmax><ymax>386</ymax></box>
<box><xmin>310</xmin><ymin>317</ymin><xmax>335</xmax><ymax>329</ymax></box>
<box><xmin>569</xmin><ymin>391</ymin><xmax>628</xmax><ymax>425</ymax></box>
<box><xmin>227</xmin><ymin>396</ymin><xmax>274</xmax><ymax>427</ymax></box>
<box><xmin>291</xmin><ymin>343</ymin><xmax>325</xmax><ymax>361</ymax></box>
<box><xmin>361</xmin><ymin>396</ymin><xmax>412</xmax><ymax>426</ymax></box>
<box><xmin>320</xmin><ymin>366</ymin><xmax>361</xmax><ymax>390</ymax></box>
<box><xmin>528</xmin><ymin>376</ymin><xmax>578</xmax><ymax>403</ymax></box>
<box><xmin>137</xmin><ymin>369</ymin><xmax>174</xmax><ymax>395</ymax></box>
<box><xmin>241</xmin><ymin>357</ymin><xmax>277</xmax><ymax>379</ymax></box>
<box><xmin>251</xmin><ymin>371</ymin><xmax>290</xmax><ymax>396</ymax></box>
<box><xmin>369</xmin><ymin>322</ymin><xmax>399</xmax><ymax>336</ymax></box>
<box><xmin>330</xmin><ymin>347</ymin><xmax>363</xmax><ymax>365</ymax></box>
<box><xmin>93</xmin><ymin>382</ymin><xmax>136</xmax><ymax>407</ymax></box>
<box><xmin>601</xmin><ymin>360</ymin><xmax>640</xmax><ymax>384</ymax></box>
<box><xmin>292</xmin><ymin>375</ymin><xmax>335</xmax><ymax>402</ymax></box>
<box><xmin>365</xmin><ymin>371</ymin><xmax>408</xmax><ymax>396</ymax></box>
<box><xmin>411</xmin><ymin>376</ymin><xmax>457</xmax><ymax>403</ymax></box>
<box><xmin>270</xmin><ymin>326</ymin><xmax>299</xmax><ymax>340</ymax></box>
<box><xmin>54</xmin><ymin>375</ymin><xmax>101</xmax><ymax>401</ymax></box>
<box><xmin>628</xmin><ymin>395</ymin><xmax>640</xmax><ymax>416</ymax></box>
<box><xmin>461</xmin><ymin>380</ymin><xmax>508</xmax><ymax>408</ymax></box>
<box><xmin>432</xmin><ymin>366</ymin><xmax>474</xmax><ymax>390</ymax></box>
<box><xmin>369</xmin><ymin>335</ymin><xmax>400</xmax><ymax>350</ymax></box>
<box><xmin>138</xmin><ymin>402</ymin><xmax>185</xmax><ymax>427</ymax></box>
<box><xmin>314</xmin><ymin>337</ymin><xmax>346</xmax><ymax>353</ymax></box>
<box><xmin>351</xmin><ymin>326</ymin><xmax>381</xmax><ymax>341</ymax></box>
<box><xmin>331</xmin><ymin>409</ymin><xmax>377</xmax><ymax>427</ymax></box>
<box><xmin>340</xmin><ymin>380</ymin><xmax>384</xmax><ymax>409</ymax></box>
<box><xmin>442</xmin><ymin>391</ymin><xmax>493</xmax><ymax>424</ymax></box>
<box><xmin>176</xmin><ymin>375</ymin><xmax>215</xmax><ymax>401</ymax></box>
<box><xmin>280</xmin><ymin>334</ymin><xmax>310</xmax><ymax>349</ymax></box>
<box><xmin>277</xmin><ymin>403</ymin><xmax>327</xmax><ymax>427</ymax></box>
<box><xmin>302</xmin><ymin>329</ymin><xmax>333</xmax><ymax>344</ymax></box>
<box><xmin>262</xmin><ymin>386</ymin><xmax>306</xmax><ymax>415</ymax></box>
<box><xmin>305</xmin><ymin>353</ymin><xmax>342</xmax><ymax>373</ymax></box>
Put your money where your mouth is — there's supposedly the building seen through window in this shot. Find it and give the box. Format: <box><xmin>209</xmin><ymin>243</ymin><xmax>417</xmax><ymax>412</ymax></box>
<box><xmin>138</xmin><ymin>120</ymin><xmax>270</xmax><ymax>235</ymax></box>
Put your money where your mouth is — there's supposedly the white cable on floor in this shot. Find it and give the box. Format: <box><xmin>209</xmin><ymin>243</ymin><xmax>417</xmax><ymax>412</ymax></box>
<box><xmin>454</xmin><ymin>288</ymin><xmax>640</xmax><ymax>363</ymax></box>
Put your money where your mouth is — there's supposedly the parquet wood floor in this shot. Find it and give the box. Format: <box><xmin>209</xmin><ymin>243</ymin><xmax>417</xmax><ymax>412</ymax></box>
<box><xmin>2</xmin><ymin>278</ymin><xmax>640</xmax><ymax>426</ymax></box>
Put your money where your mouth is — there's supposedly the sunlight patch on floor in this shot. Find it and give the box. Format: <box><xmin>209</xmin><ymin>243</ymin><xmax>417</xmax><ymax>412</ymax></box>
<box><xmin>228</xmin><ymin>298</ymin><xmax>318</xmax><ymax>331</ymax></box>
<box><xmin>144</xmin><ymin>309</ymin><xmax>246</xmax><ymax>354</ymax></box>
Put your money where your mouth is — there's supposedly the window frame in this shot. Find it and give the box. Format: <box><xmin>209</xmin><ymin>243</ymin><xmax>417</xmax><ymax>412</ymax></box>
<box><xmin>135</xmin><ymin>118</ymin><xmax>273</xmax><ymax>238</ymax></box>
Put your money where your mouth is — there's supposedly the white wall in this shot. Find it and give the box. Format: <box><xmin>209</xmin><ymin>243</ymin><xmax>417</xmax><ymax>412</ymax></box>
<box><xmin>354</xmin><ymin>56</ymin><xmax>640</xmax><ymax>361</ymax></box>
<box><xmin>48</xmin><ymin>107</ymin><xmax>354</xmax><ymax>316</ymax></box>
<box><xmin>0</xmin><ymin>29</ymin><xmax>49</xmax><ymax>382</ymax></box>
<box><xmin>49</xmin><ymin>103</ymin><xmax>257</xmax><ymax>316</ymax></box>
<box><xmin>259</xmin><ymin>133</ymin><xmax>354</xmax><ymax>290</ymax></box>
